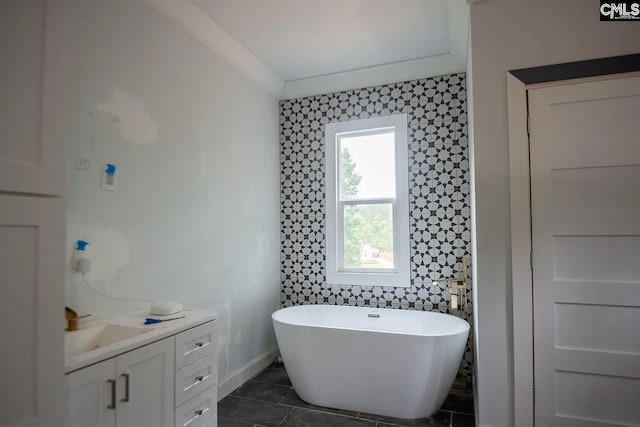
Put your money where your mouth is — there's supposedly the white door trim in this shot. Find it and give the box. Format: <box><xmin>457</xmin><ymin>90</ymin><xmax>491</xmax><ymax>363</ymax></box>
<box><xmin>507</xmin><ymin>73</ymin><xmax>534</xmax><ymax>427</ymax></box>
<box><xmin>507</xmin><ymin>70</ymin><xmax>640</xmax><ymax>427</ymax></box>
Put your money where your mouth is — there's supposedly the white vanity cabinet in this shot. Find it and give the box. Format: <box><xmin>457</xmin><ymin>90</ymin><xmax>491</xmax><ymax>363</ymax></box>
<box><xmin>65</xmin><ymin>319</ymin><xmax>217</xmax><ymax>427</ymax></box>
<box><xmin>174</xmin><ymin>322</ymin><xmax>218</xmax><ymax>427</ymax></box>
<box><xmin>116</xmin><ymin>338</ymin><xmax>175</xmax><ymax>427</ymax></box>
<box><xmin>66</xmin><ymin>337</ymin><xmax>174</xmax><ymax>427</ymax></box>
<box><xmin>66</xmin><ymin>358</ymin><xmax>116</xmax><ymax>427</ymax></box>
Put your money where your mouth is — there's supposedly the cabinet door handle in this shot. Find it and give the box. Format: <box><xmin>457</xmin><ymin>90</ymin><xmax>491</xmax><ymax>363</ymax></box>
<box><xmin>121</xmin><ymin>373</ymin><xmax>130</xmax><ymax>402</ymax></box>
<box><xmin>107</xmin><ymin>379</ymin><xmax>116</xmax><ymax>409</ymax></box>
<box><xmin>195</xmin><ymin>341</ymin><xmax>204</xmax><ymax>347</ymax></box>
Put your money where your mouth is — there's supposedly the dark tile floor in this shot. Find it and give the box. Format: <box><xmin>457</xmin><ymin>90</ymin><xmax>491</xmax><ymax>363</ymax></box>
<box><xmin>219</xmin><ymin>364</ymin><xmax>475</xmax><ymax>427</ymax></box>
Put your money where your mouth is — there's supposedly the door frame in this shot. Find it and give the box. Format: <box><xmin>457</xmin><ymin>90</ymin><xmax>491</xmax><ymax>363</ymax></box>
<box><xmin>506</xmin><ymin>54</ymin><xmax>640</xmax><ymax>427</ymax></box>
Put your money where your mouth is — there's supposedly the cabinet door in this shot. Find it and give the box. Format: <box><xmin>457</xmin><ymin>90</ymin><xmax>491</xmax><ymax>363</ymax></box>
<box><xmin>65</xmin><ymin>359</ymin><xmax>117</xmax><ymax>427</ymax></box>
<box><xmin>116</xmin><ymin>337</ymin><xmax>175</xmax><ymax>427</ymax></box>
<box><xmin>0</xmin><ymin>0</ymin><xmax>66</xmax><ymax>195</ymax></box>
<box><xmin>0</xmin><ymin>195</ymin><xmax>65</xmax><ymax>427</ymax></box>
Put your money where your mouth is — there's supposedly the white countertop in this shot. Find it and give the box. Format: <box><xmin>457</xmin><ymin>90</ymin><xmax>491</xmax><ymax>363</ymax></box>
<box><xmin>64</xmin><ymin>309</ymin><xmax>216</xmax><ymax>374</ymax></box>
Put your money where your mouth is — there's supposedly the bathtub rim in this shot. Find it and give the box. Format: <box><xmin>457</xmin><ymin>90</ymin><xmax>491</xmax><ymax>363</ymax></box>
<box><xmin>272</xmin><ymin>304</ymin><xmax>470</xmax><ymax>338</ymax></box>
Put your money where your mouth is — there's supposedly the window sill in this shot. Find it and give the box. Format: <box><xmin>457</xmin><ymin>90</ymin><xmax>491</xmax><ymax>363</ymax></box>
<box><xmin>326</xmin><ymin>270</ymin><xmax>410</xmax><ymax>288</ymax></box>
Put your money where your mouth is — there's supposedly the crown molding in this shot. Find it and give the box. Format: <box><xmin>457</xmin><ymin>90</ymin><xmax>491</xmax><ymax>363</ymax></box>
<box><xmin>145</xmin><ymin>0</ymin><xmax>284</xmax><ymax>98</ymax></box>
<box><xmin>281</xmin><ymin>54</ymin><xmax>465</xmax><ymax>100</ymax></box>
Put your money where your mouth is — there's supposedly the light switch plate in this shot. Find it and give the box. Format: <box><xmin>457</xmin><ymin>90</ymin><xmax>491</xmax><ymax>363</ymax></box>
<box><xmin>75</xmin><ymin>158</ymin><xmax>90</xmax><ymax>170</ymax></box>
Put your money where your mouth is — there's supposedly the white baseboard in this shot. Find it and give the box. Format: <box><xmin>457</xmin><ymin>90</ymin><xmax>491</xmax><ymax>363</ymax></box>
<box><xmin>217</xmin><ymin>347</ymin><xmax>280</xmax><ymax>400</ymax></box>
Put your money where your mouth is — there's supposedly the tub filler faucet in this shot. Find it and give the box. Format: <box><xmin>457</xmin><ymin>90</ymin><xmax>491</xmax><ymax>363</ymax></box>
<box><xmin>431</xmin><ymin>256</ymin><xmax>470</xmax><ymax>317</ymax></box>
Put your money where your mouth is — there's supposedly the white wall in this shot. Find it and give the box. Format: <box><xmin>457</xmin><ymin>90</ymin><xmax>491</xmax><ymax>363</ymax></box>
<box><xmin>62</xmin><ymin>0</ymin><xmax>280</xmax><ymax>383</ymax></box>
<box><xmin>469</xmin><ymin>1</ymin><xmax>640</xmax><ymax>426</ymax></box>
<box><xmin>465</xmin><ymin>21</ymin><xmax>480</xmax><ymax>422</ymax></box>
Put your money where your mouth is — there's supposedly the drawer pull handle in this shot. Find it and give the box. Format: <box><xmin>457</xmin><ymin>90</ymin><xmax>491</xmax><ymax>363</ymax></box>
<box><xmin>184</xmin><ymin>374</ymin><xmax>211</xmax><ymax>392</ymax></box>
<box><xmin>184</xmin><ymin>407</ymin><xmax>209</xmax><ymax>426</ymax></box>
<box><xmin>183</xmin><ymin>341</ymin><xmax>210</xmax><ymax>356</ymax></box>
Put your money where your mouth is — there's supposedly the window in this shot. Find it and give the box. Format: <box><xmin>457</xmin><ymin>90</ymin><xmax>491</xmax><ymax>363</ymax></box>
<box><xmin>325</xmin><ymin>114</ymin><xmax>410</xmax><ymax>287</ymax></box>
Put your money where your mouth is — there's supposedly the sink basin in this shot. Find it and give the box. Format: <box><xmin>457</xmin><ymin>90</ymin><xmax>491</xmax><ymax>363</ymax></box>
<box><xmin>65</xmin><ymin>324</ymin><xmax>151</xmax><ymax>359</ymax></box>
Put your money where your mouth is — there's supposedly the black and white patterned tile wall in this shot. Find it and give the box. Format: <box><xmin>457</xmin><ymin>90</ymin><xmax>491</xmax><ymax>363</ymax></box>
<box><xmin>279</xmin><ymin>73</ymin><xmax>472</xmax><ymax>378</ymax></box>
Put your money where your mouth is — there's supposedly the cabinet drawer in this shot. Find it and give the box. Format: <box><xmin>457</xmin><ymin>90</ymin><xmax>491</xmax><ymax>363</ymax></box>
<box><xmin>175</xmin><ymin>322</ymin><xmax>215</xmax><ymax>370</ymax></box>
<box><xmin>175</xmin><ymin>353</ymin><xmax>217</xmax><ymax>407</ymax></box>
<box><xmin>174</xmin><ymin>385</ymin><xmax>217</xmax><ymax>427</ymax></box>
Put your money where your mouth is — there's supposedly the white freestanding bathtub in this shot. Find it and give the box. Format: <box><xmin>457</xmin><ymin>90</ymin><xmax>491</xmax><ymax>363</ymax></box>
<box><xmin>272</xmin><ymin>304</ymin><xmax>470</xmax><ymax>419</ymax></box>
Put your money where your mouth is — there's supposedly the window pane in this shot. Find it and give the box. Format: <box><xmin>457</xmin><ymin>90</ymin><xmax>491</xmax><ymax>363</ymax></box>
<box><xmin>342</xmin><ymin>203</ymin><xmax>394</xmax><ymax>269</ymax></box>
<box><xmin>339</xmin><ymin>131</ymin><xmax>395</xmax><ymax>200</ymax></box>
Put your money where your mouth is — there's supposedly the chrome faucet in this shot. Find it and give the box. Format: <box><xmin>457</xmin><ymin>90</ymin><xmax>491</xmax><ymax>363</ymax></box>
<box><xmin>65</xmin><ymin>306</ymin><xmax>90</xmax><ymax>331</ymax></box>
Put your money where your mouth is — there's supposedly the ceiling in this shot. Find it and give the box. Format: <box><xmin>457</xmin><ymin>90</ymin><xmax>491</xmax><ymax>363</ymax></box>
<box><xmin>196</xmin><ymin>0</ymin><xmax>450</xmax><ymax>82</ymax></box>
<box><xmin>144</xmin><ymin>0</ymin><xmax>469</xmax><ymax>98</ymax></box>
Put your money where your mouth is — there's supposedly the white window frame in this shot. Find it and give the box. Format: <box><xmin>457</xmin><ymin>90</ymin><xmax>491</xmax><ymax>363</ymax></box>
<box><xmin>325</xmin><ymin>114</ymin><xmax>410</xmax><ymax>287</ymax></box>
